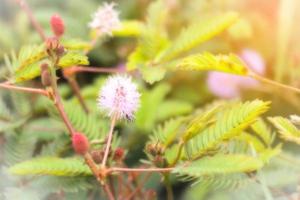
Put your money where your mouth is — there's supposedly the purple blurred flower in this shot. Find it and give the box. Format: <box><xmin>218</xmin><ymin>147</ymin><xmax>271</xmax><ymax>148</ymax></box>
<box><xmin>207</xmin><ymin>49</ymin><xmax>265</xmax><ymax>99</ymax></box>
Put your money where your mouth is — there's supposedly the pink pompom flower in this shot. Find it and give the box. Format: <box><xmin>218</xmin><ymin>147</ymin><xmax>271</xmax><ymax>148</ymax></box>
<box><xmin>88</xmin><ymin>2</ymin><xmax>121</xmax><ymax>36</ymax></box>
<box><xmin>97</xmin><ymin>75</ymin><xmax>140</xmax><ymax>120</ymax></box>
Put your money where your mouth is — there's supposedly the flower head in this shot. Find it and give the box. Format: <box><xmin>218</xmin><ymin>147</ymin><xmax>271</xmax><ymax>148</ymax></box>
<box><xmin>88</xmin><ymin>2</ymin><xmax>121</xmax><ymax>36</ymax></box>
<box><xmin>97</xmin><ymin>75</ymin><xmax>140</xmax><ymax>120</ymax></box>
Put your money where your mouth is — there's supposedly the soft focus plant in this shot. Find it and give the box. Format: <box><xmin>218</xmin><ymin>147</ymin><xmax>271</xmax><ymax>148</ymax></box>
<box><xmin>1</xmin><ymin>0</ymin><xmax>300</xmax><ymax>200</ymax></box>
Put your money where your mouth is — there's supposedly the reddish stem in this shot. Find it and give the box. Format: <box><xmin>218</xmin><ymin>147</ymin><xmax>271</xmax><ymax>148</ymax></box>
<box><xmin>110</xmin><ymin>167</ymin><xmax>174</xmax><ymax>173</ymax></box>
<box><xmin>0</xmin><ymin>82</ymin><xmax>48</xmax><ymax>96</ymax></box>
<box><xmin>125</xmin><ymin>172</ymin><xmax>153</xmax><ymax>200</ymax></box>
<box><xmin>71</xmin><ymin>66</ymin><xmax>125</xmax><ymax>74</ymax></box>
<box><xmin>15</xmin><ymin>0</ymin><xmax>47</xmax><ymax>41</ymax></box>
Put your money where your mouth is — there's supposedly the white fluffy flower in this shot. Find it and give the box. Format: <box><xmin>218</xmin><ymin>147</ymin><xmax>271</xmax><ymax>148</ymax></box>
<box><xmin>88</xmin><ymin>2</ymin><xmax>121</xmax><ymax>36</ymax></box>
<box><xmin>98</xmin><ymin>75</ymin><xmax>140</xmax><ymax>120</ymax></box>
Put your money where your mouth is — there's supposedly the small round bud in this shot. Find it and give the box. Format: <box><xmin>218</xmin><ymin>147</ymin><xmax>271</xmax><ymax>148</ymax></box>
<box><xmin>72</xmin><ymin>132</ymin><xmax>90</xmax><ymax>155</ymax></box>
<box><xmin>113</xmin><ymin>147</ymin><xmax>125</xmax><ymax>161</ymax></box>
<box><xmin>56</xmin><ymin>45</ymin><xmax>65</xmax><ymax>57</ymax></box>
<box><xmin>91</xmin><ymin>150</ymin><xmax>104</xmax><ymax>164</ymax></box>
<box><xmin>50</xmin><ymin>14</ymin><xmax>65</xmax><ymax>37</ymax></box>
<box><xmin>45</xmin><ymin>37</ymin><xmax>60</xmax><ymax>52</ymax></box>
<box><xmin>145</xmin><ymin>143</ymin><xmax>164</xmax><ymax>156</ymax></box>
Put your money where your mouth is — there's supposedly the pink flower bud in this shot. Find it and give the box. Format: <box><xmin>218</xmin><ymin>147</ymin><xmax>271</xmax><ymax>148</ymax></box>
<box><xmin>50</xmin><ymin>14</ymin><xmax>65</xmax><ymax>37</ymax></box>
<box><xmin>72</xmin><ymin>132</ymin><xmax>89</xmax><ymax>155</ymax></box>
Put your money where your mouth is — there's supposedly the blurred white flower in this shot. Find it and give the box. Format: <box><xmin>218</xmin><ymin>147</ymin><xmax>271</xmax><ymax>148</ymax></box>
<box><xmin>88</xmin><ymin>2</ymin><xmax>121</xmax><ymax>36</ymax></box>
<box><xmin>98</xmin><ymin>75</ymin><xmax>140</xmax><ymax>120</ymax></box>
<box><xmin>207</xmin><ymin>49</ymin><xmax>266</xmax><ymax>99</ymax></box>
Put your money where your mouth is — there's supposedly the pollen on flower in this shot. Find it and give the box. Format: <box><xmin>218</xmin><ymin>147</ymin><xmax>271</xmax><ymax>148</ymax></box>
<box><xmin>97</xmin><ymin>75</ymin><xmax>140</xmax><ymax>120</ymax></box>
<box><xmin>88</xmin><ymin>2</ymin><xmax>121</xmax><ymax>36</ymax></box>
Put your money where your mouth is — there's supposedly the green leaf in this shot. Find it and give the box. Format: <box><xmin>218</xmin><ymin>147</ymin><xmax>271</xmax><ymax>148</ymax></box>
<box><xmin>185</xmin><ymin>100</ymin><xmax>270</xmax><ymax>160</ymax></box>
<box><xmin>269</xmin><ymin>117</ymin><xmax>300</xmax><ymax>145</ymax></box>
<box><xmin>58</xmin><ymin>52</ymin><xmax>89</xmax><ymax>68</ymax></box>
<box><xmin>176</xmin><ymin>52</ymin><xmax>248</xmax><ymax>75</ymax></box>
<box><xmin>61</xmin><ymin>39</ymin><xmax>91</xmax><ymax>51</ymax></box>
<box><xmin>9</xmin><ymin>157</ymin><xmax>92</xmax><ymax>176</ymax></box>
<box><xmin>113</xmin><ymin>20</ymin><xmax>143</xmax><ymax>37</ymax></box>
<box><xmin>135</xmin><ymin>83</ymin><xmax>171</xmax><ymax>131</ymax></box>
<box><xmin>157</xmin><ymin>12</ymin><xmax>239</xmax><ymax>62</ymax></box>
<box><xmin>151</xmin><ymin>118</ymin><xmax>185</xmax><ymax>147</ymax></box>
<box><xmin>251</xmin><ymin>118</ymin><xmax>273</xmax><ymax>146</ymax></box>
<box><xmin>140</xmin><ymin>65</ymin><xmax>167</xmax><ymax>84</ymax></box>
<box><xmin>174</xmin><ymin>154</ymin><xmax>263</xmax><ymax>177</ymax></box>
<box><xmin>156</xmin><ymin>100</ymin><xmax>193</xmax><ymax>121</ymax></box>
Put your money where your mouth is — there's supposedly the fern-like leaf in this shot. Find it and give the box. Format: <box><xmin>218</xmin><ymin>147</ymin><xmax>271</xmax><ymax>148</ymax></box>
<box><xmin>176</xmin><ymin>52</ymin><xmax>248</xmax><ymax>75</ymax></box>
<box><xmin>269</xmin><ymin>117</ymin><xmax>300</xmax><ymax>144</ymax></box>
<box><xmin>185</xmin><ymin>100</ymin><xmax>270</xmax><ymax>160</ymax></box>
<box><xmin>9</xmin><ymin>157</ymin><xmax>92</xmax><ymax>176</ymax></box>
<box><xmin>174</xmin><ymin>154</ymin><xmax>263</xmax><ymax>178</ymax></box>
<box><xmin>157</xmin><ymin>12</ymin><xmax>239</xmax><ymax>62</ymax></box>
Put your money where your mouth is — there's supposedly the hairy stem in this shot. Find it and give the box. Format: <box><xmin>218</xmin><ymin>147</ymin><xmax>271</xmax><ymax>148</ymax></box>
<box><xmin>15</xmin><ymin>0</ymin><xmax>46</xmax><ymax>41</ymax></box>
<box><xmin>250</xmin><ymin>73</ymin><xmax>300</xmax><ymax>94</ymax></box>
<box><xmin>170</xmin><ymin>140</ymin><xmax>184</xmax><ymax>166</ymax></box>
<box><xmin>0</xmin><ymin>82</ymin><xmax>48</xmax><ymax>96</ymax></box>
<box><xmin>49</xmin><ymin>66</ymin><xmax>75</xmax><ymax>136</ymax></box>
<box><xmin>71</xmin><ymin>66</ymin><xmax>125</xmax><ymax>74</ymax></box>
<box><xmin>101</xmin><ymin>115</ymin><xmax>117</xmax><ymax>168</ymax></box>
<box><xmin>103</xmin><ymin>183</ymin><xmax>115</xmax><ymax>200</ymax></box>
<box><xmin>110</xmin><ymin>167</ymin><xmax>174</xmax><ymax>173</ymax></box>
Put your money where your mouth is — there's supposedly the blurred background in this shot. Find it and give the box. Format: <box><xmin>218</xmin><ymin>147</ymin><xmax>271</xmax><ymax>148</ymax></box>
<box><xmin>1</xmin><ymin>0</ymin><xmax>300</xmax><ymax>199</ymax></box>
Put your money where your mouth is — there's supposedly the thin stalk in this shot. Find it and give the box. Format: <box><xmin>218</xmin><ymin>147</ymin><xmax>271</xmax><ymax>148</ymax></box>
<box><xmin>15</xmin><ymin>0</ymin><xmax>46</xmax><ymax>41</ymax></box>
<box><xmin>101</xmin><ymin>115</ymin><xmax>117</xmax><ymax>167</ymax></box>
<box><xmin>49</xmin><ymin>66</ymin><xmax>75</xmax><ymax>136</ymax></box>
<box><xmin>72</xmin><ymin>66</ymin><xmax>124</xmax><ymax>74</ymax></box>
<box><xmin>66</xmin><ymin>77</ymin><xmax>89</xmax><ymax>113</ymax></box>
<box><xmin>170</xmin><ymin>140</ymin><xmax>184</xmax><ymax>167</ymax></box>
<box><xmin>103</xmin><ymin>183</ymin><xmax>115</xmax><ymax>200</ymax></box>
<box><xmin>249</xmin><ymin>73</ymin><xmax>300</xmax><ymax>94</ymax></box>
<box><xmin>0</xmin><ymin>83</ymin><xmax>48</xmax><ymax>96</ymax></box>
<box><xmin>110</xmin><ymin>167</ymin><xmax>174</xmax><ymax>173</ymax></box>
<box><xmin>125</xmin><ymin>172</ymin><xmax>152</xmax><ymax>200</ymax></box>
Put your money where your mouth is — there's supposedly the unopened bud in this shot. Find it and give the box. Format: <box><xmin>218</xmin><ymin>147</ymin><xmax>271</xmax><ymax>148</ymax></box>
<box><xmin>72</xmin><ymin>132</ymin><xmax>90</xmax><ymax>155</ymax></box>
<box><xmin>113</xmin><ymin>147</ymin><xmax>125</xmax><ymax>161</ymax></box>
<box><xmin>50</xmin><ymin>14</ymin><xmax>65</xmax><ymax>37</ymax></box>
<box><xmin>46</xmin><ymin>37</ymin><xmax>59</xmax><ymax>52</ymax></box>
<box><xmin>146</xmin><ymin>143</ymin><xmax>164</xmax><ymax>156</ymax></box>
<box><xmin>91</xmin><ymin>150</ymin><xmax>104</xmax><ymax>164</ymax></box>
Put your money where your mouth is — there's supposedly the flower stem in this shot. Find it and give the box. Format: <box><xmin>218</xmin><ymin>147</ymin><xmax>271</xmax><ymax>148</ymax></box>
<box><xmin>101</xmin><ymin>115</ymin><xmax>117</xmax><ymax>168</ymax></box>
<box><xmin>15</xmin><ymin>0</ymin><xmax>46</xmax><ymax>41</ymax></box>
<box><xmin>124</xmin><ymin>172</ymin><xmax>152</xmax><ymax>200</ymax></box>
<box><xmin>0</xmin><ymin>82</ymin><xmax>48</xmax><ymax>96</ymax></box>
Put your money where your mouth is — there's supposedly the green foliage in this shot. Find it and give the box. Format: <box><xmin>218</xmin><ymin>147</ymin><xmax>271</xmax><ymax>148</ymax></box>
<box><xmin>174</xmin><ymin>154</ymin><xmax>263</xmax><ymax>177</ymax></box>
<box><xmin>4</xmin><ymin>132</ymin><xmax>37</xmax><ymax>165</ymax></box>
<box><xmin>185</xmin><ymin>100</ymin><xmax>270</xmax><ymax>160</ymax></box>
<box><xmin>58</xmin><ymin>52</ymin><xmax>89</xmax><ymax>68</ymax></box>
<box><xmin>135</xmin><ymin>83</ymin><xmax>171</xmax><ymax>131</ymax></box>
<box><xmin>156</xmin><ymin>12</ymin><xmax>239</xmax><ymax>62</ymax></box>
<box><xmin>113</xmin><ymin>20</ymin><xmax>143</xmax><ymax>37</ymax></box>
<box><xmin>176</xmin><ymin>52</ymin><xmax>248</xmax><ymax>75</ymax></box>
<box><xmin>9</xmin><ymin>157</ymin><xmax>92</xmax><ymax>176</ymax></box>
<box><xmin>269</xmin><ymin>116</ymin><xmax>300</xmax><ymax>144</ymax></box>
<box><xmin>53</xmin><ymin>101</ymin><xmax>108</xmax><ymax>141</ymax></box>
